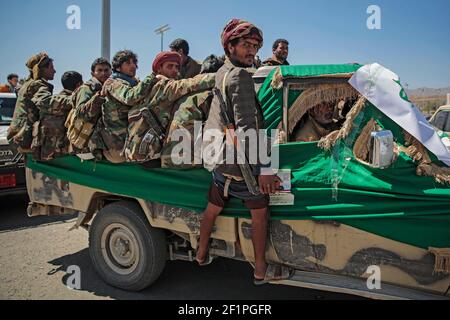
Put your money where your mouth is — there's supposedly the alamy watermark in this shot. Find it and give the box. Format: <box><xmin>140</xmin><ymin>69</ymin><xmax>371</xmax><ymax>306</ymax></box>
<box><xmin>366</xmin><ymin>265</ymin><xmax>382</xmax><ymax>290</ymax></box>
<box><xmin>66</xmin><ymin>5</ymin><xmax>81</xmax><ymax>30</ymax></box>
<box><xmin>367</xmin><ymin>5</ymin><xmax>382</xmax><ymax>30</ymax></box>
<box><xmin>167</xmin><ymin>122</ymin><xmax>280</xmax><ymax>171</ymax></box>
<box><xmin>66</xmin><ymin>265</ymin><xmax>81</xmax><ymax>290</ymax></box>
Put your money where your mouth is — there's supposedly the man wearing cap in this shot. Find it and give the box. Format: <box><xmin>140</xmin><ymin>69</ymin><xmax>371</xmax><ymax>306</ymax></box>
<box><xmin>169</xmin><ymin>38</ymin><xmax>201</xmax><ymax>79</ymax></box>
<box><xmin>7</xmin><ymin>52</ymin><xmax>56</xmax><ymax>153</ymax></box>
<box><xmin>198</xmin><ymin>19</ymin><xmax>293</xmax><ymax>284</ymax></box>
<box><xmin>145</xmin><ymin>51</ymin><xmax>216</xmax><ymax>128</ymax></box>
<box><xmin>123</xmin><ymin>51</ymin><xmax>215</xmax><ymax>163</ymax></box>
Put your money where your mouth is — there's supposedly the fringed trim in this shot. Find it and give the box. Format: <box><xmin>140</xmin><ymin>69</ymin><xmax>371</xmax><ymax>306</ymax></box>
<box><xmin>270</xmin><ymin>67</ymin><xmax>283</xmax><ymax>90</ymax></box>
<box><xmin>288</xmin><ymin>83</ymin><xmax>360</xmax><ymax>135</ymax></box>
<box><xmin>429</xmin><ymin>247</ymin><xmax>450</xmax><ymax>274</ymax></box>
<box><xmin>318</xmin><ymin>96</ymin><xmax>367</xmax><ymax>150</ymax></box>
<box><xmin>400</xmin><ymin>131</ymin><xmax>450</xmax><ymax>184</ymax></box>
<box><xmin>353</xmin><ymin>119</ymin><xmax>377</xmax><ymax>163</ymax></box>
<box><xmin>401</xmin><ymin>131</ymin><xmax>432</xmax><ymax>164</ymax></box>
<box><xmin>417</xmin><ymin>163</ymin><xmax>450</xmax><ymax>184</ymax></box>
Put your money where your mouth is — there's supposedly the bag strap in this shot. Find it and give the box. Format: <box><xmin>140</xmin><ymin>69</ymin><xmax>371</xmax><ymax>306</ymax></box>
<box><xmin>220</xmin><ymin>70</ymin><xmax>235</xmax><ymax>125</ymax></box>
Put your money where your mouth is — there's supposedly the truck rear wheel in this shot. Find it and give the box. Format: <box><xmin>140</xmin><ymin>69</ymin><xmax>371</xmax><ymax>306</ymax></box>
<box><xmin>89</xmin><ymin>201</ymin><xmax>167</xmax><ymax>291</ymax></box>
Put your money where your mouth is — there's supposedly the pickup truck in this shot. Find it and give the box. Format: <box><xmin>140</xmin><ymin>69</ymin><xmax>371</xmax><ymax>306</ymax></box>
<box><xmin>0</xmin><ymin>92</ymin><xmax>26</xmax><ymax>195</ymax></box>
<box><xmin>25</xmin><ymin>64</ymin><xmax>450</xmax><ymax>300</ymax></box>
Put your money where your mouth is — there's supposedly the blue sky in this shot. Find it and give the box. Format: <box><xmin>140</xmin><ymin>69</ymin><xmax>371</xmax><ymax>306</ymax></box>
<box><xmin>1</xmin><ymin>0</ymin><xmax>449</xmax><ymax>91</ymax></box>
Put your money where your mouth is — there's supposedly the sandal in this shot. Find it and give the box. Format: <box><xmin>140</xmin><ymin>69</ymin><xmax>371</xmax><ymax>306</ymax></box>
<box><xmin>195</xmin><ymin>250</ymin><xmax>214</xmax><ymax>266</ymax></box>
<box><xmin>253</xmin><ymin>264</ymin><xmax>295</xmax><ymax>286</ymax></box>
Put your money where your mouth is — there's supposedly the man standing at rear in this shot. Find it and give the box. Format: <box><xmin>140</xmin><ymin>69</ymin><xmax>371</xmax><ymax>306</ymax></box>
<box><xmin>7</xmin><ymin>52</ymin><xmax>56</xmax><ymax>153</ymax></box>
<box><xmin>6</xmin><ymin>74</ymin><xmax>19</xmax><ymax>93</ymax></box>
<box><xmin>262</xmin><ymin>39</ymin><xmax>290</xmax><ymax>66</ymax></box>
<box><xmin>199</xmin><ymin>19</ymin><xmax>293</xmax><ymax>285</ymax></box>
<box><xmin>169</xmin><ymin>38</ymin><xmax>201</xmax><ymax>79</ymax></box>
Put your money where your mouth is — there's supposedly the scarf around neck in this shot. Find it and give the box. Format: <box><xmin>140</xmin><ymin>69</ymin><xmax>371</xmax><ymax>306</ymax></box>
<box><xmin>112</xmin><ymin>71</ymin><xmax>138</xmax><ymax>87</ymax></box>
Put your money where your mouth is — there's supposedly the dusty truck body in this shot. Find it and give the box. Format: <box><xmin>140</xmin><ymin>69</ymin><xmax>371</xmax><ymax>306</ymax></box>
<box><xmin>26</xmin><ymin>64</ymin><xmax>450</xmax><ymax>299</ymax></box>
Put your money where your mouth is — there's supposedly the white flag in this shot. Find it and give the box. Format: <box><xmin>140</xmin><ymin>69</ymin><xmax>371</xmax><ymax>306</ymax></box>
<box><xmin>349</xmin><ymin>63</ymin><xmax>450</xmax><ymax>166</ymax></box>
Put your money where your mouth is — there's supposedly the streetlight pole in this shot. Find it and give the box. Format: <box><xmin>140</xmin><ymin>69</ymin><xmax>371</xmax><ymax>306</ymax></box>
<box><xmin>154</xmin><ymin>24</ymin><xmax>171</xmax><ymax>52</ymax></box>
<box><xmin>101</xmin><ymin>0</ymin><xmax>111</xmax><ymax>61</ymax></box>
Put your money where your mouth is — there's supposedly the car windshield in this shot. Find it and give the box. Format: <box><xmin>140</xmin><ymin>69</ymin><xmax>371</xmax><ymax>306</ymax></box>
<box><xmin>0</xmin><ymin>96</ymin><xmax>17</xmax><ymax>124</ymax></box>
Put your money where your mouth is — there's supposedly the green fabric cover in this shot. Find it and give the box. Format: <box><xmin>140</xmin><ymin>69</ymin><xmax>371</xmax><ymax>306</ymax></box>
<box><xmin>26</xmin><ymin>64</ymin><xmax>450</xmax><ymax>250</ymax></box>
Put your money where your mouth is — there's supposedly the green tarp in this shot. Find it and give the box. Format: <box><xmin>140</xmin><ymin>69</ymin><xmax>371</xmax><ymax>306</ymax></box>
<box><xmin>26</xmin><ymin>64</ymin><xmax>450</xmax><ymax>250</ymax></box>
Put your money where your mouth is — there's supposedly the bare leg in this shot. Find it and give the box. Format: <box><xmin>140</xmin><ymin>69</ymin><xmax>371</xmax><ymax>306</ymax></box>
<box><xmin>250</xmin><ymin>207</ymin><xmax>269</xmax><ymax>279</ymax></box>
<box><xmin>196</xmin><ymin>202</ymin><xmax>223</xmax><ymax>263</ymax></box>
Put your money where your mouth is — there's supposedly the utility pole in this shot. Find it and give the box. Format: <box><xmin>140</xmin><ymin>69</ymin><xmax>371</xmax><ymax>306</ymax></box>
<box><xmin>101</xmin><ymin>0</ymin><xmax>111</xmax><ymax>61</ymax></box>
<box><xmin>154</xmin><ymin>24</ymin><xmax>171</xmax><ymax>52</ymax></box>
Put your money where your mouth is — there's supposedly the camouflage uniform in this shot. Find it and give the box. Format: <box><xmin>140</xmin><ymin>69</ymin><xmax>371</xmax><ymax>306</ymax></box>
<box><xmin>31</xmin><ymin>88</ymin><xmax>73</xmax><ymax>160</ymax></box>
<box><xmin>261</xmin><ymin>57</ymin><xmax>289</xmax><ymax>67</ymax></box>
<box><xmin>66</xmin><ymin>77</ymin><xmax>104</xmax><ymax>154</ymax></box>
<box><xmin>180</xmin><ymin>56</ymin><xmax>202</xmax><ymax>79</ymax></box>
<box><xmin>125</xmin><ymin>73</ymin><xmax>215</xmax><ymax>162</ymax></box>
<box><xmin>7</xmin><ymin>78</ymin><xmax>54</xmax><ymax>153</ymax></box>
<box><xmin>95</xmin><ymin>73</ymin><xmax>159</xmax><ymax>163</ymax></box>
<box><xmin>161</xmin><ymin>90</ymin><xmax>213</xmax><ymax>168</ymax></box>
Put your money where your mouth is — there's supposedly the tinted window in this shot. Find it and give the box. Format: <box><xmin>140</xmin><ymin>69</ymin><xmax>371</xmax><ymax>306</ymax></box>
<box><xmin>432</xmin><ymin>111</ymin><xmax>449</xmax><ymax>131</ymax></box>
<box><xmin>444</xmin><ymin>114</ymin><xmax>450</xmax><ymax>132</ymax></box>
<box><xmin>0</xmin><ymin>97</ymin><xmax>16</xmax><ymax>123</ymax></box>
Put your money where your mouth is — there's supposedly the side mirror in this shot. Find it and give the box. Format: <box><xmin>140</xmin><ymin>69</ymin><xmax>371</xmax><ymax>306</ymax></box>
<box><xmin>368</xmin><ymin>130</ymin><xmax>394</xmax><ymax>169</ymax></box>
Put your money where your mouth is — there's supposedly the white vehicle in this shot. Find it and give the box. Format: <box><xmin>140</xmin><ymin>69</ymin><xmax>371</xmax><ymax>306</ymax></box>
<box><xmin>0</xmin><ymin>92</ymin><xmax>26</xmax><ymax>195</ymax></box>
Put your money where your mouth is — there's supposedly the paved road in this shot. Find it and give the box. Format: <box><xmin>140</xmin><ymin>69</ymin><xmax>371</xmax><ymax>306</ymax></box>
<box><xmin>0</xmin><ymin>194</ymin><xmax>360</xmax><ymax>300</ymax></box>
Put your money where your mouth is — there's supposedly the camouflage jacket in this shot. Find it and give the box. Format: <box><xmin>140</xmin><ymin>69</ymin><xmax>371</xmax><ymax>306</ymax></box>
<box><xmin>66</xmin><ymin>77</ymin><xmax>105</xmax><ymax>153</ymax></box>
<box><xmin>180</xmin><ymin>56</ymin><xmax>202</xmax><ymax>79</ymax></box>
<box><xmin>130</xmin><ymin>73</ymin><xmax>216</xmax><ymax>130</ymax></box>
<box><xmin>161</xmin><ymin>90</ymin><xmax>213</xmax><ymax>168</ymax></box>
<box><xmin>96</xmin><ymin>73</ymin><xmax>159</xmax><ymax>153</ymax></box>
<box><xmin>30</xmin><ymin>88</ymin><xmax>74</xmax><ymax>160</ymax></box>
<box><xmin>7</xmin><ymin>78</ymin><xmax>54</xmax><ymax>152</ymax></box>
<box><xmin>262</xmin><ymin>57</ymin><xmax>289</xmax><ymax>67</ymax></box>
<box><xmin>123</xmin><ymin>73</ymin><xmax>215</xmax><ymax>163</ymax></box>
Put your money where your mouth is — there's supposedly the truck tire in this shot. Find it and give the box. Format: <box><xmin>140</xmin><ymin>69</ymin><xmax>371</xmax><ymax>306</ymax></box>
<box><xmin>89</xmin><ymin>201</ymin><xmax>167</xmax><ymax>291</ymax></box>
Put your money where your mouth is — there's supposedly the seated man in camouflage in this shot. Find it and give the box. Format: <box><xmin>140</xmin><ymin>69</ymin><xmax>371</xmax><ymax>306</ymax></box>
<box><xmin>93</xmin><ymin>50</ymin><xmax>160</xmax><ymax>163</ymax></box>
<box><xmin>291</xmin><ymin>102</ymin><xmax>338</xmax><ymax>142</ymax></box>
<box><xmin>31</xmin><ymin>71</ymin><xmax>83</xmax><ymax>161</ymax></box>
<box><xmin>8</xmin><ymin>52</ymin><xmax>56</xmax><ymax>154</ymax></box>
<box><xmin>123</xmin><ymin>52</ymin><xmax>216</xmax><ymax>163</ymax></box>
<box><xmin>66</xmin><ymin>58</ymin><xmax>112</xmax><ymax>158</ymax></box>
<box><xmin>161</xmin><ymin>54</ymin><xmax>224</xmax><ymax>168</ymax></box>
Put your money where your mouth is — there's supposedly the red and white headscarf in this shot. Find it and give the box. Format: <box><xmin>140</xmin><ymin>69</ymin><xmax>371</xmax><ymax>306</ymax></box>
<box><xmin>221</xmin><ymin>19</ymin><xmax>263</xmax><ymax>51</ymax></box>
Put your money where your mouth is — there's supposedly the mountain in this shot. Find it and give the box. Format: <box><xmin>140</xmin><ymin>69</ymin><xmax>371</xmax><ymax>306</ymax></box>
<box><xmin>406</xmin><ymin>87</ymin><xmax>450</xmax><ymax>98</ymax></box>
